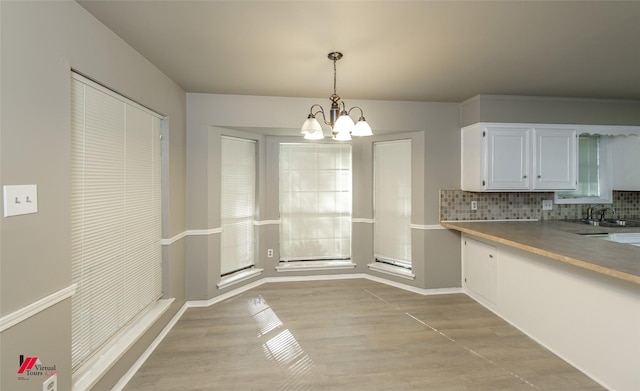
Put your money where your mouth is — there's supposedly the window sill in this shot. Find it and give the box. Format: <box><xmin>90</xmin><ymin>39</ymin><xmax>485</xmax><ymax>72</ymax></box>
<box><xmin>217</xmin><ymin>268</ymin><xmax>264</xmax><ymax>290</ymax></box>
<box><xmin>367</xmin><ymin>262</ymin><xmax>415</xmax><ymax>280</ymax></box>
<box><xmin>276</xmin><ymin>260</ymin><xmax>356</xmax><ymax>272</ymax></box>
<box><xmin>72</xmin><ymin>298</ymin><xmax>173</xmax><ymax>391</ymax></box>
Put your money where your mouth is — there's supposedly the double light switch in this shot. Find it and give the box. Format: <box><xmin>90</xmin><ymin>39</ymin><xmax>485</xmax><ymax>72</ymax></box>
<box><xmin>3</xmin><ymin>185</ymin><xmax>38</xmax><ymax>217</ymax></box>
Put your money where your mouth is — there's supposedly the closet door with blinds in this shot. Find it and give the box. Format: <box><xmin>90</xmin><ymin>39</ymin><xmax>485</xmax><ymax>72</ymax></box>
<box><xmin>374</xmin><ymin>139</ymin><xmax>412</xmax><ymax>269</ymax></box>
<box><xmin>279</xmin><ymin>143</ymin><xmax>352</xmax><ymax>261</ymax></box>
<box><xmin>70</xmin><ymin>74</ymin><xmax>162</xmax><ymax>371</ymax></box>
<box><xmin>221</xmin><ymin>136</ymin><xmax>256</xmax><ymax>276</ymax></box>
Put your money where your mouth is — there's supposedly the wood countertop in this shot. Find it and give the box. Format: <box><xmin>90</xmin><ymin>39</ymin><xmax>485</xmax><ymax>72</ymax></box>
<box><xmin>440</xmin><ymin>220</ymin><xmax>640</xmax><ymax>285</ymax></box>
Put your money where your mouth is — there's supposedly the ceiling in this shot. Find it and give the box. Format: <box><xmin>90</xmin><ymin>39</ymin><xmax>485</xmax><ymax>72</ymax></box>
<box><xmin>78</xmin><ymin>1</ymin><xmax>640</xmax><ymax>103</ymax></box>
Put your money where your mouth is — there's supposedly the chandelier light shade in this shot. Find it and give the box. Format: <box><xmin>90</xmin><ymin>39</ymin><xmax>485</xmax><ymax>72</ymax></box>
<box><xmin>300</xmin><ymin>52</ymin><xmax>373</xmax><ymax>141</ymax></box>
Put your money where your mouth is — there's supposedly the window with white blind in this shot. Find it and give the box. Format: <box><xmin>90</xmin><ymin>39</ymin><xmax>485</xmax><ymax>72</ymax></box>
<box><xmin>279</xmin><ymin>143</ymin><xmax>352</xmax><ymax>261</ymax></box>
<box><xmin>555</xmin><ymin>135</ymin><xmax>613</xmax><ymax>204</ymax></box>
<box><xmin>70</xmin><ymin>74</ymin><xmax>162</xmax><ymax>371</ymax></box>
<box><xmin>221</xmin><ymin>136</ymin><xmax>256</xmax><ymax>275</ymax></box>
<box><xmin>374</xmin><ymin>139</ymin><xmax>412</xmax><ymax>269</ymax></box>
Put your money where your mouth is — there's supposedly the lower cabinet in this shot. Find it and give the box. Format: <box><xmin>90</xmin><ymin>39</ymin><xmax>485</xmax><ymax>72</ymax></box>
<box><xmin>460</xmin><ymin>233</ymin><xmax>640</xmax><ymax>391</ymax></box>
<box><xmin>462</xmin><ymin>236</ymin><xmax>497</xmax><ymax>304</ymax></box>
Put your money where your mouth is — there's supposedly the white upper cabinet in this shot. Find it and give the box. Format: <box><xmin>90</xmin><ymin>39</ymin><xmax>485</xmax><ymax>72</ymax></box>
<box><xmin>486</xmin><ymin>127</ymin><xmax>530</xmax><ymax>190</ymax></box>
<box><xmin>611</xmin><ymin>135</ymin><xmax>640</xmax><ymax>191</ymax></box>
<box><xmin>533</xmin><ymin>127</ymin><xmax>577</xmax><ymax>190</ymax></box>
<box><xmin>462</xmin><ymin>123</ymin><xmax>577</xmax><ymax>192</ymax></box>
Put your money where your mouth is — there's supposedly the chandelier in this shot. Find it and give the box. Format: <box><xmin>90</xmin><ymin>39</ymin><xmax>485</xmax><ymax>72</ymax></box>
<box><xmin>300</xmin><ymin>52</ymin><xmax>373</xmax><ymax>141</ymax></box>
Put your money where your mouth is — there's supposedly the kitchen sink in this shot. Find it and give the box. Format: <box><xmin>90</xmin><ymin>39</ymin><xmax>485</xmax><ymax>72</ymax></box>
<box><xmin>568</xmin><ymin>219</ymin><xmax>640</xmax><ymax>228</ymax></box>
<box><xmin>579</xmin><ymin>232</ymin><xmax>640</xmax><ymax>247</ymax></box>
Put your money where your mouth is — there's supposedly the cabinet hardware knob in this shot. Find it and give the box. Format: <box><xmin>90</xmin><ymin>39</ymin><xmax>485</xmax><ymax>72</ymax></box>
<box><xmin>523</xmin><ymin>175</ymin><xmax>527</xmax><ymax>178</ymax></box>
<box><xmin>538</xmin><ymin>175</ymin><xmax>542</xmax><ymax>178</ymax></box>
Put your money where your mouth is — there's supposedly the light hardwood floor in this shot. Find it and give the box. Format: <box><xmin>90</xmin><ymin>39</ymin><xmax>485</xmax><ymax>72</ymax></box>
<box><xmin>124</xmin><ymin>279</ymin><xmax>603</xmax><ymax>390</ymax></box>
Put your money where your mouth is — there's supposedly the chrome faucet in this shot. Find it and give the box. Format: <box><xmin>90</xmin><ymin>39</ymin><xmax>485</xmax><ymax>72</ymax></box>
<box><xmin>598</xmin><ymin>207</ymin><xmax>615</xmax><ymax>221</ymax></box>
<box><xmin>586</xmin><ymin>206</ymin><xmax>594</xmax><ymax>220</ymax></box>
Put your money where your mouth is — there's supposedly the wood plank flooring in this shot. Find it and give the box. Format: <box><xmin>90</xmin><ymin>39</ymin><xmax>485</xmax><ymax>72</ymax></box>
<box><xmin>124</xmin><ymin>279</ymin><xmax>603</xmax><ymax>390</ymax></box>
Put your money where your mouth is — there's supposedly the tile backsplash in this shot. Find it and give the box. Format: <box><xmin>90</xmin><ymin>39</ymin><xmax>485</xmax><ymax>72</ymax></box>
<box><xmin>440</xmin><ymin>190</ymin><xmax>640</xmax><ymax>221</ymax></box>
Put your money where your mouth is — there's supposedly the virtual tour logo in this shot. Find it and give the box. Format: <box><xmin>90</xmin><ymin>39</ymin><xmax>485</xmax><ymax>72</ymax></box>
<box><xmin>17</xmin><ymin>355</ymin><xmax>57</xmax><ymax>380</ymax></box>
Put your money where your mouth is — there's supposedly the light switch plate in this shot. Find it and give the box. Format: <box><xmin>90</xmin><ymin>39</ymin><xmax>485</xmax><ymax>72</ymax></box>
<box><xmin>542</xmin><ymin>199</ymin><xmax>553</xmax><ymax>211</ymax></box>
<box><xmin>3</xmin><ymin>185</ymin><xmax>38</xmax><ymax>217</ymax></box>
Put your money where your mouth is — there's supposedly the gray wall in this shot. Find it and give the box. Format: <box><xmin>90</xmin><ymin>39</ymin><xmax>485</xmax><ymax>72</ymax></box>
<box><xmin>186</xmin><ymin>93</ymin><xmax>462</xmax><ymax>297</ymax></box>
<box><xmin>0</xmin><ymin>2</ymin><xmax>187</xmax><ymax>390</ymax></box>
<box><xmin>461</xmin><ymin>94</ymin><xmax>640</xmax><ymax>127</ymax></box>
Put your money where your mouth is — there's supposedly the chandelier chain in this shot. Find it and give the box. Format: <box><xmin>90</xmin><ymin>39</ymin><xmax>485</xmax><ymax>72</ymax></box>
<box><xmin>333</xmin><ymin>56</ymin><xmax>337</xmax><ymax>97</ymax></box>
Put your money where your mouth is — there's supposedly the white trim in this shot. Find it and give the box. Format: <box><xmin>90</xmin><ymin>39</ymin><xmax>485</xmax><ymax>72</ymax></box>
<box><xmin>410</xmin><ymin>224</ymin><xmax>447</xmax><ymax>230</ymax></box>
<box><xmin>217</xmin><ymin>268</ymin><xmax>264</xmax><ymax>290</ymax></box>
<box><xmin>253</xmin><ymin>219</ymin><xmax>280</xmax><ymax>226</ymax></box>
<box><xmin>352</xmin><ymin>218</ymin><xmax>374</xmax><ymax>224</ymax></box>
<box><xmin>188</xmin><ymin>279</ymin><xmax>268</xmax><ymax>308</ymax></box>
<box><xmin>187</xmin><ymin>273</ymin><xmax>461</xmax><ymax>309</ymax></box>
<box><xmin>161</xmin><ymin>228</ymin><xmax>226</xmax><ymax>245</ymax></box>
<box><xmin>367</xmin><ymin>262</ymin><xmax>416</xmax><ymax>280</ymax></box>
<box><xmin>72</xmin><ymin>298</ymin><xmax>174</xmax><ymax>391</ymax></box>
<box><xmin>110</xmin><ymin>302</ymin><xmax>188</xmax><ymax>391</ymax></box>
<box><xmin>276</xmin><ymin>260</ymin><xmax>356</xmax><ymax>272</ymax></box>
<box><xmin>267</xmin><ymin>273</ymin><xmax>365</xmax><ymax>283</ymax></box>
<box><xmin>440</xmin><ymin>219</ymin><xmax>539</xmax><ymax>223</ymax></box>
<box><xmin>162</xmin><ymin>222</ymin><xmax>283</xmax><ymax>245</ymax></box>
<box><xmin>364</xmin><ymin>274</ymin><xmax>463</xmax><ymax>296</ymax></box>
<box><xmin>0</xmin><ymin>284</ymin><xmax>76</xmax><ymax>332</ymax></box>
<box><xmin>160</xmin><ymin>231</ymin><xmax>186</xmax><ymax>246</ymax></box>
<box><xmin>187</xmin><ymin>228</ymin><xmax>222</xmax><ymax>236</ymax></box>
<box><xmin>467</xmin><ymin>121</ymin><xmax>640</xmax><ymax>137</ymax></box>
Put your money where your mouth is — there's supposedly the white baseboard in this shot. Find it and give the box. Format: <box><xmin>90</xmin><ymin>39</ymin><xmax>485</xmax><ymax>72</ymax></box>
<box><xmin>110</xmin><ymin>300</ymin><xmax>186</xmax><ymax>391</ymax></box>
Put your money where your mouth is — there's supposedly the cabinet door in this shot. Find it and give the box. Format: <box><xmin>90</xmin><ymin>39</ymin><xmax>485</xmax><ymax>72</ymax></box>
<box><xmin>463</xmin><ymin>236</ymin><xmax>497</xmax><ymax>304</ymax></box>
<box><xmin>486</xmin><ymin>127</ymin><xmax>530</xmax><ymax>190</ymax></box>
<box><xmin>611</xmin><ymin>135</ymin><xmax>640</xmax><ymax>190</ymax></box>
<box><xmin>533</xmin><ymin>128</ymin><xmax>577</xmax><ymax>190</ymax></box>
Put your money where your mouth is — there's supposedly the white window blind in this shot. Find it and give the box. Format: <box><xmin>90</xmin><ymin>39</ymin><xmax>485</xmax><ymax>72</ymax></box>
<box><xmin>558</xmin><ymin>136</ymin><xmax>600</xmax><ymax>197</ymax></box>
<box><xmin>279</xmin><ymin>143</ymin><xmax>352</xmax><ymax>261</ymax></box>
<box><xmin>221</xmin><ymin>136</ymin><xmax>256</xmax><ymax>275</ymax></box>
<box><xmin>374</xmin><ymin>139</ymin><xmax>412</xmax><ymax>269</ymax></box>
<box><xmin>71</xmin><ymin>74</ymin><xmax>162</xmax><ymax>371</ymax></box>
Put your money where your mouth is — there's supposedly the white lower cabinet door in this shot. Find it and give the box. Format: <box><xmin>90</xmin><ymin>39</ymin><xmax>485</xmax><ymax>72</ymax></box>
<box><xmin>463</xmin><ymin>235</ymin><xmax>497</xmax><ymax>304</ymax></box>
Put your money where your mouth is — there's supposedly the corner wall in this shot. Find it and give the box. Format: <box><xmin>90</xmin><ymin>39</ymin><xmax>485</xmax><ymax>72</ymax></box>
<box><xmin>0</xmin><ymin>2</ymin><xmax>187</xmax><ymax>390</ymax></box>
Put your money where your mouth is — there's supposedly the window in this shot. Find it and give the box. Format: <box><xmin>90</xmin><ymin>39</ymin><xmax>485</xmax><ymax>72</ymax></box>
<box><xmin>71</xmin><ymin>74</ymin><xmax>162</xmax><ymax>370</ymax></box>
<box><xmin>279</xmin><ymin>143</ymin><xmax>351</xmax><ymax>261</ymax></box>
<box><xmin>221</xmin><ymin>136</ymin><xmax>256</xmax><ymax>275</ymax></box>
<box><xmin>374</xmin><ymin>140</ymin><xmax>412</xmax><ymax>269</ymax></box>
<box><xmin>555</xmin><ymin>135</ymin><xmax>612</xmax><ymax>204</ymax></box>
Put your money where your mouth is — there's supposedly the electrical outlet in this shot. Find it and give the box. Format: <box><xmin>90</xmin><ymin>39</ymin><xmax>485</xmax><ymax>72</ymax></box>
<box><xmin>267</xmin><ymin>249</ymin><xmax>273</xmax><ymax>258</ymax></box>
<box><xmin>542</xmin><ymin>199</ymin><xmax>553</xmax><ymax>211</ymax></box>
<box><xmin>471</xmin><ymin>201</ymin><xmax>478</xmax><ymax>211</ymax></box>
<box><xmin>43</xmin><ymin>374</ymin><xmax>57</xmax><ymax>391</ymax></box>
